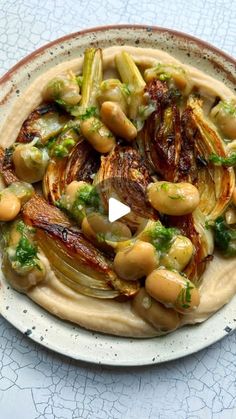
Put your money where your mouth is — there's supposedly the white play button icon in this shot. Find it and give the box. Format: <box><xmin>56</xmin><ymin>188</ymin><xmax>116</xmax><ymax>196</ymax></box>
<box><xmin>108</xmin><ymin>197</ymin><xmax>131</xmax><ymax>223</ymax></box>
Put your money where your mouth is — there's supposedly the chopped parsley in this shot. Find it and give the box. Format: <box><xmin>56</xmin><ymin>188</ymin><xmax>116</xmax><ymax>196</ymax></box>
<box><xmin>76</xmin><ymin>75</ymin><xmax>83</xmax><ymax>87</ymax></box>
<box><xmin>96</xmin><ymin>232</ymin><xmax>107</xmax><ymax>243</ymax></box>
<box><xmin>208</xmin><ymin>153</ymin><xmax>236</xmax><ymax>167</ymax></box>
<box><xmin>14</xmin><ymin>236</ymin><xmax>38</xmax><ymax>268</ymax></box>
<box><xmin>208</xmin><ymin>216</ymin><xmax>236</xmax><ymax>256</ymax></box>
<box><xmin>46</xmin><ymin>136</ymin><xmax>58</xmax><ymax>151</ymax></box>
<box><xmin>76</xmin><ymin>184</ymin><xmax>100</xmax><ymax>207</ymax></box>
<box><xmin>72</xmin><ymin>185</ymin><xmax>101</xmax><ymax>220</ymax></box>
<box><xmin>88</xmin><ymin>119</ymin><xmax>102</xmax><ymax>133</ymax></box>
<box><xmin>58</xmin><ymin>184</ymin><xmax>101</xmax><ymax>222</ymax></box>
<box><xmin>177</xmin><ymin>280</ymin><xmax>194</xmax><ymax>309</ymax></box>
<box><xmin>160</xmin><ymin>183</ymin><xmax>169</xmax><ymax>191</ymax></box>
<box><xmin>219</xmin><ymin>100</ymin><xmax>236</xmax><ymax>116</ymax></box>
<box><xmin>16</xmin><ymin>220</ymin><xmax>33</xmax><ymax>234</ymax></box>
<box><xmin>148</xmin><ymin>221</ymin><xmax>179</xmax><ymax>254</ymax></box>
<box><xmin>159</xmin><ymin>72</ymin><xmax>171</xmax><ymax>81</ymax></box>
<box><xmin>78</xmin><ymin>106</ymin><xmax>98</xmax><ymax>120</ymax></box>
<box><xmin>49</xmin><ymin>79</ymin><xmax>64</xmax><ymax>97</ymax></box>
<box><xmin>49</xmin><ymin>126</ymin><xmax>79</xmax><ymax>158</ymax></box>
<box><xmin>157</xmin><ymin>183</ymin><xmax>184</xmax><ymax>200</ymax></box>
<box><xmin>53</xmin><ymin>137</ymin><xmax>76</xmax><ymax>158</ymax></box>
<box><xmin>168</xmin><ymin>194</ymin><xmax>184</xmax><ymax>200</ymax></box>
<box><xmin>55</xmin><ymin>98</ymin><xmax>67</xmax><ymax>107</ymax></box>
<box><xmin>122</xmin><ymin>83</ymin><xmax>131</xmax><ymax>96</ymax></box>
<box><xmin>7</xmin><ymin>221</ymin><xmax>40</xmax><ymax>272</ymax></box>
<box><xmin>145</xmin><ymin>63</ymin><xmax>185</xmax><ymax>84</ymax></box>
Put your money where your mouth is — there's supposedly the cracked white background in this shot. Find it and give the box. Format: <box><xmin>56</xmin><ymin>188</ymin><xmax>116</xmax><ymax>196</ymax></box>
<box><xmin>0</xmin><ymin>0</ymin><xmax>236</xmax><ymax>418</ymax></box>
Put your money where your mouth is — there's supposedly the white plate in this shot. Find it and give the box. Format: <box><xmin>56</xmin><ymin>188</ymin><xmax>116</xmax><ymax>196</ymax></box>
<box><xmin>0</xmin><ymin>25</ymin><xmax>235</xmax><ymax>366</ymax></box>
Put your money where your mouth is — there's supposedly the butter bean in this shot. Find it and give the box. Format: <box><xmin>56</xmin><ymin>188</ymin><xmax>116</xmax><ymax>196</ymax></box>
<box><xmin>101</xmin><ymin>101</ymin><xmax>137</xmax><ymax>141</ymax></box>
<box><xmin>145</xmin><ymin>268</ymin><xmax>200</xmax><ymax>313</ymax></box>
<box><xmin>82</xmin><ymin>212</ymin><xmax>132</xmax><ymax>245</ymax></box>
<box><xmin>211</xmin><ymin>101</ymin><xmax>236</xmax><ymax>139</ymax></box>
<box><xmin>114</xmin><ymin>240</ymin><xmax>159</xmax><ymax>281</ymax></box>
<box><xmin>160</xmin><ymin>235</ymin><xmax>194</xmax><ymax>271</ymax></box>
<box><xmin>80</xmin><ymin>117</ymin><xmax>115</xmax><ymax>153</ymax></box>
<box><xmin>132</xmin><ymin>288</ymin><xmax>180</xmax><ymax>332</ymax></box>
<box><xmin>13</xmin><ymin>144</ymin><xmax>49</xmax><ymax>183</ymax></box>
<box><xmin>147</xmin><ymin>181</ymin><xmax>200</xmax><ymax>216</ymax></box>
<box><xmin>65</xmin><ymin>181</ymin><xmax>88</xmax><ymax>204</ymax></box>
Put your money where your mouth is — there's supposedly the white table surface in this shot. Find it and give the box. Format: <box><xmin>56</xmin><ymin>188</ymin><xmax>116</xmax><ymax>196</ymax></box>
<box><xmin>0</xmin><ymin>1</ymin><xmax>236</xmax><ymax>418</ymax></box>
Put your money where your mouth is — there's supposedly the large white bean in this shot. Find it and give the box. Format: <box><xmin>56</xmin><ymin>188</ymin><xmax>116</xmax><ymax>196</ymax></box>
<box><xmin>81</xmin><ymin>212</ymin><xmax>132</xmax><ymax>246</ymax></box>
<box><xmin>114</xmin><ymin>240</ymin><xmax>159</xmax><ymax>281</ymax></box>
<box><xmin>132</xmin><ymin>288</ymin><xmax>180</xmax><ymax>332</ymax></box>
<box><xmin>211</xmin><ymin>101</ymin><xmax>236</xmax><ymax>139</ymax></box>
<box><xmin>65</xmin><ymin>181</ymin><xmax>88</xmax><ymax>205</ymax></box>
<box><xmin>43</xmin><ymin>72</ymin><xmax>81</xmax><ymax>106</ymax></box>
<box><xmin>13</xmin><ymin>144</ymin><xmax>49</xmax><ymax>183</ymax></box>
<box><xmin>2</xmin><ymin>255</ymin><xmax>46</xmax><ymax>292</ymax></box>
<box><xmin>147</xmin><ymin>181</ymin><xmax>200</xmax><ymax>215</ymax></box>
<box><xmin>80</xmin><ymin>117</ymin><xmax>116</xmax><ymax>153</ymax></box>
<box><xmin>145</xmin><ymin>269</ymin><xmax>200</xmax><ymax>313</ymax></box>
<box><xmin>100</xmin><ymin>101</ymin><xmax>137</xmax><ymax>141</ymax></box>
<box><xmin>160</xmin><ymin>235</ymin><xmax>194</xmax><ymax>271</ymax></box>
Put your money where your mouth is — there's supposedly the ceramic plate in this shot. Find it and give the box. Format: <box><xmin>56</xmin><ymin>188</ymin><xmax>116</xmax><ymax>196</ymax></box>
<box><xmin>0</xmin><ymin>25</ymin><xmax>235</xmax><ymax>366</ymax></box>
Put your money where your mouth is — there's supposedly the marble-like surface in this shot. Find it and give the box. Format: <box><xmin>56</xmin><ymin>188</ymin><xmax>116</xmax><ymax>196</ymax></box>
<box><xmin>0</xmin><ymin>1</ymin><xmax>235</xmax><ymax>418</ymax></box>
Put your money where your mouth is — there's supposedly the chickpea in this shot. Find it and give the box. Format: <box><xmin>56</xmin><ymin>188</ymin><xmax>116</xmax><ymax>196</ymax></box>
<box><xmin>114</xmin><ymin>240</ymin><xmax>159</xmax><ymax>281</ymax></box>
<box><xmin>80</xmin><ymin>117</ymin><xmax>116</xmax><ymax>153</ymax></box>
<box><xmin>82</xmin><ymin>212</ymin><xmax>132</xmax><ymax>246</ymax></box>
<box><xmin>100</xmin><ymin>101</ymin><xmax>137</xmax><ymax>142</ymax></box>
<box><xmin>0</xmin><ymin>191</ymin><xmax>21</xmax><ymax>221</ymax></box>
<box><xmin>160</xmin><ymin>235</ymin><xmax>194</xmax><ymax>271</ymax></box>
<box><xmin>132</xmin><ymin>288</ymin><xmax>180</xmax><ymax>332</ymax></box>
<box><xmin>145</xmin><ymin>269</ymin><xmax>200</xmax><ymax>313</ymax></box>
<box><xmin>211</xmin><ymin>100</ymin><xmax>236</xmax><ymax>139</ymax></box>
<box><xmin>147</xmin><ymin>181</ymin><xmax>200</xmax><ymax>216</ymax></box>
<box><xmin>13</xmin><ymin>143</ymin><xmax>49</xmax><ymax>183</ymax></box>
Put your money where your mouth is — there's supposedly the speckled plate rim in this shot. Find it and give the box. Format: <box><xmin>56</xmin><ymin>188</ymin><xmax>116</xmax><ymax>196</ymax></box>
<box><xmin>0</xmin><ymin>24</ymin><xmax>236</xmax><ymax>85</ymax></box>
<box><xmin>0</xmin><ymin>25</ymin><xmax>235</xmax><ymax>366</ymax></box>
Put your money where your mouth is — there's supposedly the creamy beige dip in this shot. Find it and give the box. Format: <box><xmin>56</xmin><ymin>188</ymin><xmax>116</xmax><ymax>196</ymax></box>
<box><xmin>1</xmin><ymin>46</ymin><xmax>236</xmax><ymax>337</ymax></box>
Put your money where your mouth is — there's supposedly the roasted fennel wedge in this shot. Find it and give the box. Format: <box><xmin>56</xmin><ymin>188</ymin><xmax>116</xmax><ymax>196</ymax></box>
<box><xmin>138</xmin><ymin>81</ymin><xmax>232</xmax><ymax>284</ymax></box>
<box><xmin>186</xmin><ymin>97</ymin><xmax>235</xmax><ymax>220</ymax></box>
<box><xmin>16</xmin><ymin>103</ymin><xmax>70</xmax><ymax>144</ymax></box>
<box><xmin>43</xmin><ymin>138</ymin><xmax>100</xmax><ymax>204</ymax></box>
<box><xmin>94</xmin><ymin>145</ymin><xmax>157</xmax><ymax>230</ymax></box>
<box><xmin>0</xmin><ymin>147</ymin><xmax>19</xmax><ymax>185</ymax></box>
<box><xmin>22</xmin><ymin>195</ymin><xmax>139</xmax><ymax>299</ymax></box>
<box><xmin>138</xmin><ymin>79</ymin><xmax>182</xmax><ymax>181</ymax></box>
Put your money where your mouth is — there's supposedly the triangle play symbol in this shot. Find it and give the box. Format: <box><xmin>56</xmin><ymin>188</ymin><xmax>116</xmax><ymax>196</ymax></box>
<box><xmin>108</xmin><ymin>197</ymin><xmax>131</xmax><ymax>223</ymax></box>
